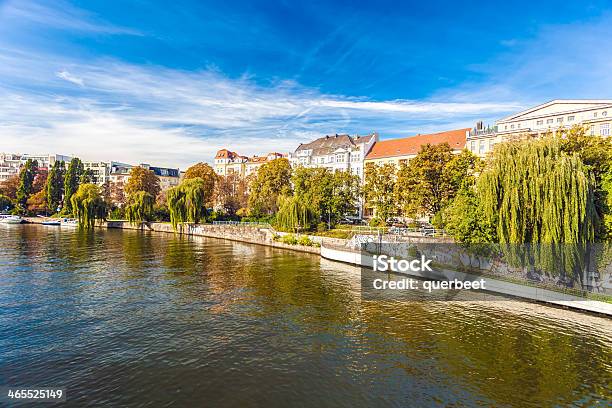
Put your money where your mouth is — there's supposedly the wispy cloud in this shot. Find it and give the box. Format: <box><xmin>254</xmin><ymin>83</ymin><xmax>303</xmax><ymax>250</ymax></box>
<box><xmin>0</xmin><ymin>47</ymin><xmax>519</xmax><ymax>168</ymax></box>
<box><xmin>0</xmin><ymin>0</ymin><xmax>142</xmax><ymax>35</ymax></box>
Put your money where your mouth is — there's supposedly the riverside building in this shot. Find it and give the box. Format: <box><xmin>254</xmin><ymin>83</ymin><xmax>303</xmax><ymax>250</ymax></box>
<box><xmin>214</xmin><ymin>149</ymin><xmax>285</xmax><ymax>177</ymax></box>
<box><xmin>364</xmin><ymin>129</ymin><xmax>467</xmax><ymax>167</ymax></box>
<box><xmin>288</xmin><ymin>133</ymin><xmax>378</xmax><ymax>179</ymax></box>
<box><xmin>0</xmin><ymin>153</ymin><xmax>72</xmax><ymax>181</ymax></box>
<box><xmin>467</xmin><ymin>99</ymin><xmax>612</xmax><ymax>157</ymax></box>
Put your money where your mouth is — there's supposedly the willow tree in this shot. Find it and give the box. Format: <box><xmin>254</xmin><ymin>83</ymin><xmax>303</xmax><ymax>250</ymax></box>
<box><xmin>167</xmin><ymin>177</ymin><xmax>210</xmax><ymax>229</ymax></box>
<box><xmin>70</xmin><ymin>183</ymin><xmax>107</xmax><ymax>229</ymax></box>
<box><xmin>478</xmin><ymin>137</ymin><xmax>597</xmax><ymax>280</ymax></box>
<box><xmin>275</xmin><ymin>195</ymin><xmax>316</xmax><ymax>233</ymax></box>
<box><xmin>125</xmin><ymin>191</ymin><xmax>155</xmax><ymax>225</ymax></box>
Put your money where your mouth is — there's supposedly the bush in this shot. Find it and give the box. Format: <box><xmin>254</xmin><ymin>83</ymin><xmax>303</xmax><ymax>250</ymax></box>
<box><xmin>109</xmin><ymin>206</ymin><xmax>125</xmax><ymax>220</ymax></box>
<box><xmin>280</xmin><ymin>234</ymin><xmax>298</xmax><ymax>245</ymax></box>
<box><xmin>369</xmin><ymin>217</ymin><xmax>385</xmax><ymax>227</ymax></box>
<box><xmin>317</xmin><ymin>222</ymin><xmax>328</xmax><ymax>232</ymax></box>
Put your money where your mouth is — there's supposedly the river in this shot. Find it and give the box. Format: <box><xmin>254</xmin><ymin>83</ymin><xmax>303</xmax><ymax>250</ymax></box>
<box><xmin>0</xmin><ymin>225</ymin><xmax>610</xmax><ymax>407</ymax></box>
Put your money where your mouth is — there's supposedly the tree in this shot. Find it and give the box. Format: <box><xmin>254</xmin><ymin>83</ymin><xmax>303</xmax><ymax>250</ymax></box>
<box><xmin>16</xmin><ymin>159</ymin><xmax>38</xmax><ymax>209</ymax></box>
<box><xmin>70</xmin><ymin>183</ymin><xmax>106</xmax><ymax>229</ymax></box>
<box><xmin>291</xmin><ymin>167</ymin><xmax>360</xmax><ymax>227</ymax></box>
<box><xmin>63</xmin><ymin>158</ymin><xmax>84</xmax><ymax>215</ymax></box>
<box><xmin>0</xmin><ymin>174</ymin><xmax>19</xmax><ymax>200</ymax></box>
<box><xmin>478</xmin><ymin>137</ymin><xmax>597</xmax><ymax>279</ymax></box>
<box><xmin>215</xmin><ymin>173</ymin><xmax>248</xmax><ymax>215</ymax></box>
<box><xmin>0</xmin><ymin>194</ymin><xmax>13</xmax><ymax>212</ymax></box>
<box><xmin>80</xmin><ymin>168</ymin><xmax>95</xmax><ymax>184</ymax></box>
<box><xmin>558</xmin><ymin>125</ymin><xmax>612</xmax><ymax>240</ymax></box>
<box><xmin>395</xmin><ymin>144</ymin><xmax>478</xmax><ymax>218</ymax></box>
<box><xmin>248</xmin><ymin>158</ymin><xmax>292</xmax><ymax>216</ymax></box>
<box><xmin>26</xmin><ymin>190</ymin><xmax>47</xmax><ymax>214</ymax></box>
<box><xmin>167</xmin><ymin>178</ymin><xmax>211</xmax><ymax>229</ymax></box>
<box><xmin>124</xmin><ymin>167</ymin><xmax>161</xmax><ymax>198</ymax></box>
<box><xmin>46</xmin><ymin>160</ymin><xmax>65</xmax><ymax>212</ymax></box>
<box><xmin>184</xmin><ymin>162</ymin><xmax>217</xmax><ymax>187</ymax></box>
<box><xmin>443</xmin><ymin>189</ymin><xmax>496</xmax><ymax>245</ymax></box>
<box><xmin>125</xmin><ymin>191</ymin><xmax>155</xmax><ymax>224</ymax></box>
<box><xmin>275</xmin><ymin>194</ymin><xmax>317</xmax><ymax>232</ymax></box>
<box><xmin>363</xmin><ymin>162</ymin><xmax>396</xmax><ymax>222</ymax></box>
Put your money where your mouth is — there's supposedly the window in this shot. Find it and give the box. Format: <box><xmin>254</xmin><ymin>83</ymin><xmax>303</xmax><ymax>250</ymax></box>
<box><xmin>603</xmin><ymin>111</ymin><xmax>608</xmax><ymax>117</ymax></box>
<box><xmin>568</xmin><ymin>115</ymin><xmax>575</xmax><ymax>121</ymax></box>
<box><xmin>510</xmin><ymin>124</ymin><xmax>515</xmax><ymax>129</ymax></box>
<box><xmin>590</xmin><ymin>125</ymin><xmax>595</xmax><ymax>136</ymax></box>
<box><xmin>557</xmin><ymin>117</ymin><xmax>563</xmax><ymax>123</ymax></box>
<box><xmin>471</xmin><ymin>141</ymin><xmax>476</xmax><ymax>151</ymax></box>
<box><xmin>335</xmin><ymin>155</ymin><xmax>343</xmax><ymax>163</ymax></box>
<box><xmin>504</xmin><ymin>125</ymin><xmax>507</xmax><ymax>130</ymax></box>
<box><xmin>601</xmin><ymin>123</ymin><xmax>610</xmax><ymax>136</ymax></box>
<box><xmin>517</xmin><ymin>123</ymin><xmax>521</xmax><ymax>128</ymax></box>
<box><xmin>536</xmin><ymin>120</ymin><xmax>543</xmax><ymax>125</ymax></box>
<box><xmin>594</xmin><ymin>112</ymin><xmax>598</xmax><ymax>118</ymax></box>
<box><xmin>479</xmin><ymin>142</ymin><xmax>485</xmax><ymax>154</ymax></box>
<box><xmin>547</xmin><ymin>118</ymin><xmax>553</xmax><ymax>124</ymax></box>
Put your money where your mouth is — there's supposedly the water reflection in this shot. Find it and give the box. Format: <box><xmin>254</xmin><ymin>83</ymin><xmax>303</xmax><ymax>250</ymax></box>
<box><xmin>0</xmin><ymin>225</ymin><xmax>610</xmax><ymax>407</ymax></box>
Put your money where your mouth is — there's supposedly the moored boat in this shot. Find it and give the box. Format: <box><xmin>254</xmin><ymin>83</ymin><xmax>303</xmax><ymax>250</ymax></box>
<box><xmin>42</xmin><ymin>220</ymin><xmax>61</xmax><ymax>226</ymax></box>
<box><xmin>0</xmin><ymin>215</ymin><xmax>23</xmax><ymax>224</ymax></box>
<box><xmin>61</xmin><ymin>218</ymin><xmax>79</xmax><ymax>227</ymax></box>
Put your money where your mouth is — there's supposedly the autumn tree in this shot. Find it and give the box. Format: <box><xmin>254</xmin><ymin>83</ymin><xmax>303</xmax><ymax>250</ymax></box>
<box><xmin>71</xmin><ymin>183</ymin><xmax>106</xmax><ymax>228</ymax></box>
<box><xmin>247</xmin><ymin>158</ymin><xmax>292</xmax><ymax>216</ymax></box>
<box><xmin>0</xmin><ymin>174</ymin><xmax>19</xmax><ymax>201</ymax></box>
<box><xmin>26</xmin><ymin>190</ymin><xmax>48</xmax><ymax>214</ymax></box>
<box><xmin>183</xmin><ymin>162</ymin><xmax>217</xmax><ymax>206</ymax></box>
<box><xmin>215</xmin><ymin>173</ymin><xmax>248</xmax><ymax>215</ymax></box>
<box><xmin>363</xmin><ymin>162</ymin><xmax>396</xmax><ymax>222</ymax></box>
<box><xmin>395</xmin><ymin>145</ymin><xmax>479</xmax><ymax>218</ymax></box>
<box><xmin>125</xmin><ymin>166</ymin><xmax>161</xmax><ymax>198</ymax></box>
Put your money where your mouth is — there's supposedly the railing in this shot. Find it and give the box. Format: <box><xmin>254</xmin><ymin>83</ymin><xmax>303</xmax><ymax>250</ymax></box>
<box><xmin>212</xmin><ymin>220</ymin><xmax>272</xmax><ymax>228</ymax></box>
<box><xmin>468</xmin><ymin>126</ymin><xmax>498</xmax><ymax>137</ymax></box>
<box><xmin>388</xmin><ymin>226</ymin><xmax>447</xmax><ymax>238</ymax></box>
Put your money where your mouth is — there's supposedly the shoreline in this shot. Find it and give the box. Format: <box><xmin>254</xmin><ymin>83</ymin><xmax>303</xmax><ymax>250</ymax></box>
<box><xmin>21</xmin><ymin>217</ymin><xmax>612</xmax><ymax>317</ymax></box>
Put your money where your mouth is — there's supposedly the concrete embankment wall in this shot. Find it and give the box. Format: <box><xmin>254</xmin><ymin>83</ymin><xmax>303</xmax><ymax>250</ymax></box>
<box><xmin>321</xmin><ymin>244</ymin><xmax>612</xmax><ymax>316</ymax></box>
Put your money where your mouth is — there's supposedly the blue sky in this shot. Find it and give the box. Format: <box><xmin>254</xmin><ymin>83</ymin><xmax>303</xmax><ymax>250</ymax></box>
<box><xmin>0</xmin><ymin>0</ymin><xmax>611</xmax><ymax>167</ymax></box>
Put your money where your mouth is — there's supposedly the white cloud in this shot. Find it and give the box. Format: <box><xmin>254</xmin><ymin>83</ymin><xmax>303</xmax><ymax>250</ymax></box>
<box><xmin>56</xmin><ymin>70</ymin><xmax>84</xmax><ymax>86</ymax></box>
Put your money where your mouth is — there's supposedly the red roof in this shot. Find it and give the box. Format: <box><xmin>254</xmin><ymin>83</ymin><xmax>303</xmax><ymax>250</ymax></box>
<box><xmin>365</xmin><ymin>128</ymin><xmax>468</xmax><ymax>160</ymax></box>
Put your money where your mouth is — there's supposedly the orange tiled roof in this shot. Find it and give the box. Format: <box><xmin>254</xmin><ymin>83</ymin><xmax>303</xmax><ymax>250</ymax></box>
<box><xmin>215</xmin><ymin>149</ymin><xmax>238</xmax><ymax>159</ymax></box>
<box><xmin>365</xmin><ymin>128</ymin><xmax>468</xmax><ymax>160</ymax></box>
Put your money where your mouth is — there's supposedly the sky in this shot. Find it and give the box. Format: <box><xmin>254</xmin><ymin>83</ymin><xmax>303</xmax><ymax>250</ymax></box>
<box><xmin>0</xmin><ymin>0</ymin><xmax>611</xmax><ymax>168</ymax></box>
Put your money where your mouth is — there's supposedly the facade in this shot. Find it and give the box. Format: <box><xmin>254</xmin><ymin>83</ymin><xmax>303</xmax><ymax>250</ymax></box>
<box><xmin>214</xmin><ymin>149</ymin><xmax>285</xmax><ymax>177</ymax></box>
<box><xmin>0</xmin><ymin>153</ymin><xmax>72</xmax><ymax>182</ymax></box>
<box><xmin>467</xmin><ymin>99</ymin><xmax>612</xmax><ymax>156</ymax></box>
<box><xmin>288</xmin><ymin>133</ymin><xmax>378</xmax><ymax>179</ymax></box>
<box><xmin>214</xmin><ymin>149</ymin><xmax>248</xmax><ymax>176</ymax></box>
<box><xmin>364</xmin><ymin>129</ymin><xmax>468</xmax><ymax>167</ymax></box>
<box><xmin>140</xmin><ymin>163</ymin><xmax>181</xmax><ymax>191</ymax></box>
<box><xmin>83</xmin><ymin>161</ymin><xmax>112</xmax><ymax>185</ymax></box>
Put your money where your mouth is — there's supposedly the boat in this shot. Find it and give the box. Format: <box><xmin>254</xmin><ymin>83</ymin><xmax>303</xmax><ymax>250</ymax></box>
<box><xmin>0</xmin><ymin>215</ymin><xmax>23</xmax><ymax>224</ymax></box>
<box><xmin>61</xmin><ymin>218</ymin><xmax>79</xmax><ymax>228</ymax></box>
<box><xmin>42</xmin><ymin>220</ymin><xmax>61</xmax><ymax>226</ymax></box>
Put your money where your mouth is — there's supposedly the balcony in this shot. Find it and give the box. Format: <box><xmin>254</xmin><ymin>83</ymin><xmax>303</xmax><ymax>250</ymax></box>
<box><xmin>468</xmin><ymin>125</ymin><xmax>498</xmax><ymax>138</ymax></box>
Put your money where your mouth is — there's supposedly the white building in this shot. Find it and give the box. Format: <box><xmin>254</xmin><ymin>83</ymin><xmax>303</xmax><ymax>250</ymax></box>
<box><xmin>83</xmin><ymin>161</ymin><xmax>112</xmax><ymax>185</ymax></box>
<box><xmin>0</xmin><ymin>153</ymin><xmax>71</xmax><ymax>182</ymax></box>
<box><xmin>467</xmin><ymin>99</ymin><xmax>612</xmax><ymax>156</ymax></box>
<box><xmin>288</xmin><ymin>133</ymin><xmax>378</xmax><ymax>179</ymax></box>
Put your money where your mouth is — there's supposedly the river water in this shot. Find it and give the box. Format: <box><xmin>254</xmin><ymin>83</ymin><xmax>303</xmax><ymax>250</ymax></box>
<box><xmin>0</xmin><ymin>225</ymin><xmax>610</xmax><ymax>407</ymax></box>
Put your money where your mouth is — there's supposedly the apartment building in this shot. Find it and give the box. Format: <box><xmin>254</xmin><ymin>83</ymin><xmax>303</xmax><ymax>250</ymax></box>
<box><xmin>364</xmin><ymin>129</ymin><xmax>468</xmax><ymax>167</ymax></box>
<box><xmin>140</xmin><ymin>163</ymin><xmax>181</xmax><ymax>191</ymax></box>
<box><xmin>214</xmin><ymin>149</ymin><xmax>285</xmax><ymax>177</ymax></box>
<box><xmin>467</xmin><ymin>99</ymin><xmax>612</xmax><ymax>156</ymax></box>
<box><xmin>83</xmin><ymin>161</ymin><xmax>112</xmax><ymax>185</ymax></box>
<box><xmin>0</xmin><ymin>153</ymin><xmax>72</xmax><ymax>181</ymax></box>
<box><xmin>288</xmin><ymin>133</ymin><xmax>378</xmax><ymax>178</ymax></box>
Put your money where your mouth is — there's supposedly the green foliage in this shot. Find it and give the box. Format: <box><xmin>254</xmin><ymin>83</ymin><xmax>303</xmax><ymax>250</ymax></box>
<box><xmin>364</xmin><ymin>162</ymin><xmax>396</xmax><ymax>221</ymax></box>
<box><xmin>274</xmin><ymin>194</ymin><xmax>317</xmax><ymax>232</ymax></box>
<box><xmin>16</xmin><ymin>159</ymin><xmax>38</xmax><ymax>209</ymax></box>
<box><xmin>443</xmin><ymin>189</ymin><xmax>496</xmax><ymax>245</ymax></box>
<box><xmin>63</xmin><ymin>158</ymin><xmax>84</xmax><ymax>215</ymax></box>
<box><xmin>368</xmin><ymin>217</ymin><xmax>386</xmax><ymax>227</ymax></box>
<box><xmin>248</xmin><ymin>158</ymin><xmax>292</xmax><ymax>216</ymax></box>
<box><xmin>80</xmin><ymin>168</ymin><xmax>95</xmax><ymax>184</ymax></box>
<box><xmin>46</xmin><ymin>160</ymin><xmax>65</xmax><ymax>213</ymax></box>
<box><xmin>478</xmin><ymin>137</ymin><xmax>597</xmax><ymax>278</ymax></box>
<box><xmin>167</xmin><ymin>177</ymin><xmax>211</xmax><ymax>229</ymax></box>
<box><xmin>395</xmin><ymin>145</ymin><xmax>480</xmax><ymax>218</ymax></box>
<box><xmin>70</xmin><ymin>183</ymin><xmax>106</xmax><ymax>229</ymax></box>
<box><xmin>0</xmin><ymin>194</ymin><xmax>13</xmax><ymax>212</ymax></box>
<box><xmin>125</xmin><ymin>191</ymin><xmax>155</xmax><ymax>225</ymax></box>
<box><xmin>273</xmin><ymin>233</ymin><xmax>320</xmax><ymax>247</ymax></box>
<box><xmin>108</xmin><ymin>206</ymin><xmax>125</xmax><ymax>220</ymax></box>
<box><xmin>291</xmin><ymin>167</ymin><xmax>360</xmax><ymax>227</ymax></box>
